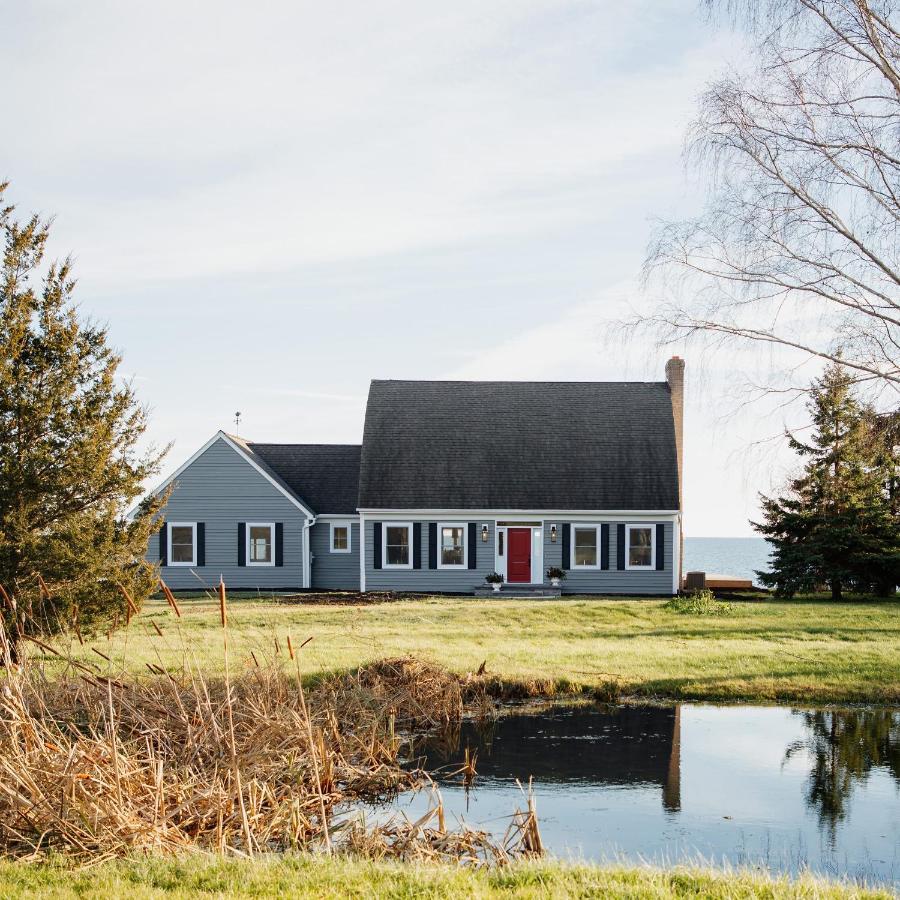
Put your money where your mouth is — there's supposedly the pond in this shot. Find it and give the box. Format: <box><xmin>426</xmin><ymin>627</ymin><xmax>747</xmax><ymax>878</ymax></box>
<box><xmin>374</xmin><ymin>703</ymin><xmax>900</xmax><ymax>887</ymax></box>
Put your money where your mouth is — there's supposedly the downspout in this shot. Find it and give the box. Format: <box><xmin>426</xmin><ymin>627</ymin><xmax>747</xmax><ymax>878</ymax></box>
<box><xmin>303</xmin><ymin>515</ymin><xmax>317</xmax><ymax>589</ymax></box>
<box><xmin>359</xmin><ymin>511</ymin><xmax>366</xmax><ymax>592</ymax></box>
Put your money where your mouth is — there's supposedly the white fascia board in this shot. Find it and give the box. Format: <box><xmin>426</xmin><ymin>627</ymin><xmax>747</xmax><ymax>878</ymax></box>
<box><xmin>315</xmin><ymin>514</ymin><xmax>361</xmax><ymax>521</ymax></box>
<box><xmin>357</xmin><ymin>509</ymin><xmax>679</xmax><ymax>520</ymax></box>
<box><xmin>129</xmin><ymin>431</ymin><xmax>316</xmax><ymax>521</ymax></box>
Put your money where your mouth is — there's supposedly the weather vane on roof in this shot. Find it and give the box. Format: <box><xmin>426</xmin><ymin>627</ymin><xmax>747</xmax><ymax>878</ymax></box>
<box><xmin>234</xmin><ymin>411</ymin><xmax>242</xmax><ymax>435</ymax></box>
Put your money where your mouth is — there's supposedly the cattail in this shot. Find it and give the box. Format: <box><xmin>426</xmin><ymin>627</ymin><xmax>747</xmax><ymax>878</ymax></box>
<box><xmin>151</xmin><ymin>620</ymin><xmax>164</xmax><ymax>638</ymax></box>
<box><xmin>36</xmin><ymin>573</ymin><xmax>51</xmax><ymax>600</ymax></box>
<box><xmin>218</xmin><ymin>578</ymin><xmax>227</xmax><ymax>628</ymax></box>
<box><xmin>287</xmin><ymin>634</ymin><xmax>295</xmax><ymax>660</ymax></box>
<box><xmin>117</xmin><ymin>583</ymin><xmax>140</xmax><ymax>619</ymax></box>
<box><xmin>159</xmin><ymin>579</ymin><xmax>181</xmax><ymax>618</ymax></box>
<box><xmin>0</xmin><ymin>583</ymin><xmax>12</xmax><ymax>612</ymax></box>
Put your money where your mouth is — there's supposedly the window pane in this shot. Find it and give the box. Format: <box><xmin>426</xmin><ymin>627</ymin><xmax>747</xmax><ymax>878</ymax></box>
<box><xmin>441</xmin><ymin>526</ymin><xmax>464</xmax><ymax>566</ymax></box>
<box><xmin>333</xmin><ymin>526</ymin><xmax>348</xmax><ymax>550</ymax></box>
<box><xmin>171</xmin><ymin>526</ymin><xmax>194</xmax><ymax>562</ymax></box>
<box><xmin>628</xmin><ymin>527</ymin><xmax>652</xmax><ymax>567</ymax></box>
<box><xmin>386</xmin><ymin>526</ymin><xmax>410</xmax><ymax>565</ymax></box>
<box><xmin>574</xmin><ymin>528</ymin><xmax>597</xmax><ymax>566</ymax></box>
<box><xmin>249</xmin><ymin>525</ymin><xmax>272</xmax><ymax>562</ymax></box>
<box><xmin>498</xmin><ymin>532</ymin><xmax>504</xmax><ymax>556</ymax></box>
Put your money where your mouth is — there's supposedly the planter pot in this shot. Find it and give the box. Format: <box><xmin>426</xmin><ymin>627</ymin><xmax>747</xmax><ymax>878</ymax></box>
<box><xmin>490</xmin><ymin>583</ymin><xmax>502</xmax><ymax>592</ymax></box>
<box><xmin>550</xmin><ymin>577</ymin><xmax>560</xmax><ymax>587</ymax></box>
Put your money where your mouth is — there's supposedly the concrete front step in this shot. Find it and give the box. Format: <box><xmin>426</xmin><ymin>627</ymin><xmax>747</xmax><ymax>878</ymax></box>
<box><xmin>473</xmin><ymin>586</ymin><xmax>562</xmax><ymax>599</ymax></box>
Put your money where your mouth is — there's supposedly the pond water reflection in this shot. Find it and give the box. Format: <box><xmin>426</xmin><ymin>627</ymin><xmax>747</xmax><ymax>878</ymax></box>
<box><xmin>380</xmin><ymin>704</ymin><xmax>900</xmax><ymax>886</ymax></box>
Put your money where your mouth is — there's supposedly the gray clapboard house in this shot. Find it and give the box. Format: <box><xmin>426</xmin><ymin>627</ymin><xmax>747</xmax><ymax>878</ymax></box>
<box><xmin>144</xmin><ymin>358</ymin><xmax>685</xmax><ymax>595</ymax></box>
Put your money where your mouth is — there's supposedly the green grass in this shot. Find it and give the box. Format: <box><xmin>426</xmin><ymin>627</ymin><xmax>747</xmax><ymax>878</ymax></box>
<box><xmin>60</xmin><ymin>595</ymin><xmax>900</xmax><ymax>704</ymax></box>
<box><xmin>0</xmin><ymin>855</ymin><xmax>891</xmax><ymax>899</ymax></box>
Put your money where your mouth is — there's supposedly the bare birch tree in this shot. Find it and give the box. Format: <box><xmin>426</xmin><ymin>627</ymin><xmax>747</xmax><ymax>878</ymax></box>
<box><xmin>643</xmin><ymin>0</ymin><xmax>900</xmax><ymax>396</ymax></box>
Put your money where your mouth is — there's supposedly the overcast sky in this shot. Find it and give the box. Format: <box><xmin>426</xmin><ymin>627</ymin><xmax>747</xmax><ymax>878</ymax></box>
<box><xmin>4</xmin><ymin>1</ymin><xmax>796</xmax><ymax>536</ymax></box>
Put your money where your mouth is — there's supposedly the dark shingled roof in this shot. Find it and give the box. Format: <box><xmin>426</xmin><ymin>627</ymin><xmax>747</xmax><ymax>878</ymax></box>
<box><xmin>228</xmin><ymin>436</ymin><xmax>361</xmax><ymax>514</ymax></box>
<box><xmin>358</xmin><ymin>381</ymin><xmax>679</xmax><ymax>510</ymax></box>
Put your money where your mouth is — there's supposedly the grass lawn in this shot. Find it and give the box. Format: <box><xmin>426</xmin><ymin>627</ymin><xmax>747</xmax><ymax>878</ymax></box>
<box><xmin>0</xmin><ymin>856</ymin><xmax>891</xmax><ymax>899</ymax></box>
<box><xmin>60</xmin><ymin>594</ymin><xmax>900</xmax><ymax>704</ymax></box>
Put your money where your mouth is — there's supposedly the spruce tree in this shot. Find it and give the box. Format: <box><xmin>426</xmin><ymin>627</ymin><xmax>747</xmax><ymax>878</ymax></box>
<box><xmin>0</xmin><ymin>183</ymin><xmax>167</xmax><ymax>648</ymax></box>
<box><xmin>753</xmin><ymin>364</ymin><xmax>899</xmax><ymax>600</ymax></box>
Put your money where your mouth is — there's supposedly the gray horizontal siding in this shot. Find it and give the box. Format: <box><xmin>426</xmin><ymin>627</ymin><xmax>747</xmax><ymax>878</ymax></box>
<box><xmin>148</xmin><ymin>437</ymin><xmax>307</xmax><ymax>590</ymax></box>
<box><xmin>545</xmin><ymin>520</ymin><xmax>675</xmax><ymax>595</ymax></box>
<box><xmin>362</xmin><ymin>518</ymin><xmax>675</xmax><ymax>595</ymax></box>
<box><xmin>364</xmin><ymin>520</ymin><xmax>494</xmax><ymax>592</ymax></box>
<box><xmin>310</xmin><ymin>522</ymin><xmax>360</xmax><ymax>590</ymax></box>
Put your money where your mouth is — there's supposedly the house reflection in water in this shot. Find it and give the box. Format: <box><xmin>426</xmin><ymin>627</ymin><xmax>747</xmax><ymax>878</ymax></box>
<box><xmin>419</xmin><ymin>703</ymin><xmax>682</xmax><ymax>812</ymax></box>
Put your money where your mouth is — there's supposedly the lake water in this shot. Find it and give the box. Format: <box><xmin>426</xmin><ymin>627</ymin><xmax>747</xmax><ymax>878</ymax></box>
<box><xmin>376</xmin><ymin>704</ymin><xmax>900</xmax><ymax>888</ymax></box>
<box><xmin>683</xmin><ymin>537</ymin><xmax>772</xmax><ymax>584</ymax></box>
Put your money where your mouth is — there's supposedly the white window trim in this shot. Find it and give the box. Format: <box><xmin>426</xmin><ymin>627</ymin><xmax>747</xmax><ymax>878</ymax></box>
<box><xmin>437</xmin><ymin>522</ymin><xmax>468</xmax><ymax>569</ymax></box>
<box><xmin>625</xmin><ymin>523</ymin><xmax>656</xmax><ymax>570</ymax></box>
<box><xmin>330</xmin><ymin>522</ymin><xmax>352</xmax><ymax>554</ymax></box>
<box><xmin>382</xmin><ymin>521</ymin><xmax>414</xmax><ymax>569</ymax></box>
<box><xmin>167</xmin><ymin>522</ymin><xmax>197</xmax><ymax>567</ymax></box>
<box><xmin>570</xmin><ymin>524</ymin><xmax>602</xmax><ymax>569</ymax></box>
<box><xmin>246</xmin><ymin>521</ymin><xmax>276</xmax><ymax>567</ymax></box>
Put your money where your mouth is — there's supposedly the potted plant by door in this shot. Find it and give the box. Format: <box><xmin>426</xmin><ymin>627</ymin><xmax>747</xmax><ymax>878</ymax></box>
<box><xmin>546</xmin><ymin>566</ymin><xmax>566</xmax><ymax>588</ymax></box>
<box><xmin>485</xmin><ymin>572</ymin><xmax>504</xmax><ymax>593</ymax></box>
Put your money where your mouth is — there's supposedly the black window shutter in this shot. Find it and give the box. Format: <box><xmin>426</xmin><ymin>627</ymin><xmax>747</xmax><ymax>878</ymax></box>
<box><xmin>413</xmin><ymin>523</ymin><xmax>422</xmax><ymax>569</ymax></box>
<box><xmin>617</xmin><ymin>523</ymin><xmax>626</xmax><ymax>570</ymax></box>
<box><xmin>373</xmin><ymin>522</ymin><xmax>382</xmax><ymax>569</ymax></box>
<box><xmin>561</xmin><ymin>524</ymin><xmax>570</xmax><ymax>569</ymax></box>
<box><xmin>197</xmin><ymin>523</ymin><xmax>205</xmax><ymax>567</ymax></box>
<box><xmin>237</xmin><ymin>522</ymin><xmax>246</xmax><ymax>567</ymax></box>
<box><xmin>601</xmin><ymin>524</ymin><xmax>609</xmax><ymax>570</ymax></box>
<box><xmin>275</xmin><ymin>523</ymin><xmax>284</xmax><ymax>567</ymax></box>
<box><xmin>467</xmin><ymin>523</ymin><xmax>477</xmax><ymax>569</ymax></box>
<box><xmin>159</xmin><ymin>525</ymin><xmax>168</xmax><ymax>566</ymax></box>
<box><xmin>656</xmin><ymin>523</ymin><xmax>665</xmax><ymax>570</ymax></box>
<box><xmin>428</xmin><ymin>523</ymin><xmax>437</xmax><ymax>569</ymax></box>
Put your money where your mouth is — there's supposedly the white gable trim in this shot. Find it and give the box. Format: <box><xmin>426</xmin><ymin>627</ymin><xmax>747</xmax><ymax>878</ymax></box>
<box><xmin>129</xmin><ymin>431</ymin><xmax>315</xmax><ymax>520</ymax></box>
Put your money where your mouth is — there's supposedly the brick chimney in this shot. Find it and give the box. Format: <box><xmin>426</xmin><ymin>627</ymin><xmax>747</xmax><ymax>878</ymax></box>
<box><xmin>665</xmin><ymin>356</ymin><xmax>685</xmax><ymax>508</ymax></box>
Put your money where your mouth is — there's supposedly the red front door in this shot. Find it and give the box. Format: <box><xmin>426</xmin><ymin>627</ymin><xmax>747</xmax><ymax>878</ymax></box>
<box><xmin>507</xmin><ymin>528</ymin><xmax>532</xmax><ymax>583</ymax></box>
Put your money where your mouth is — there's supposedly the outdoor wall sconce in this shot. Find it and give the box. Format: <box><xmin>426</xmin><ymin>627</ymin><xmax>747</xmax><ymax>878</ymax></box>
<box><xmin>481</xmin><ymin>524</ymin><xmax>489</xmax><ymax>542</ymax></box>
<box><xmin>550</xmin><ymin>524</ymin><xmax>558</xmax><ymax>543</ymax></box>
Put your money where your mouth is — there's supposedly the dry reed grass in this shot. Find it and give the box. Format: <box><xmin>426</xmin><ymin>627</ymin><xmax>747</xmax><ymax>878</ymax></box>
<box><xmin>0</xmin><ymin>583</ymin><xmax>543</xmax><ymax>867</ymax></box>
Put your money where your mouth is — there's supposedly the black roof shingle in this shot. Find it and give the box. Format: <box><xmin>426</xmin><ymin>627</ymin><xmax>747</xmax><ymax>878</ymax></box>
<box><xmin>228</xmin><ymin>436</ymin><xmax>361</xmax><ymax>514</ymax></box>
<box><xmin>358</xmin><ymin>380</ymin><xmax>679</xmax><ymax>510</ymax></box>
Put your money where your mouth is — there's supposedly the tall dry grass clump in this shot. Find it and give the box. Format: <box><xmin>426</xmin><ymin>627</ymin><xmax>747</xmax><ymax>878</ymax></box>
<box><xmin>0</xmin><ymin>586</ymin><xmax>539</xmax><ymax>866</ymax></box>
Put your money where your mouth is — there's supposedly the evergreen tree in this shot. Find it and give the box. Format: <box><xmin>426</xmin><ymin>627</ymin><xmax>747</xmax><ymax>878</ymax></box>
<box><xmin>753</xmin><ymin>364</ymin><xmax>899</xmax><ymax>600</ymax></box>
<box><xmin>0</xmin><ymin>183</ymin><xmax>167</xmax><ymax>648</ymax></box>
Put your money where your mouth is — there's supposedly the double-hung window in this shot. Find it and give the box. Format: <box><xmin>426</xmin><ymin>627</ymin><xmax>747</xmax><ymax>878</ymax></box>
<box><xmin>247</xmin><ymin>522</ymin><xmax>275</xmax><ymax>566</ymax></box>
<box><xmin>331</xmin><ymin>523</ymin><xmax>351</xmax><ymax>553</ymax></box>
<box><xmin>383</xmin><ymin>523</ymin><xmax>413</xmax><ymax>568</ymax></box>
<box><xmin>438</xmin><ymin>523</ymin><xmax>466</xmax><ymax>568</ymax></box>
<box><xmin>626</xmin><ymin>524</ymin><xmax>655</xmax><ymax>569</ymax></box>
<box><xmin>168</xmin><ymin>523</ymin><xmax>197</xmax><ymax>566</ymax></box>
<box><xmin>572</xmin><ymin>525</ymin><xmax>600</xmax><ymax>568</ymax></box>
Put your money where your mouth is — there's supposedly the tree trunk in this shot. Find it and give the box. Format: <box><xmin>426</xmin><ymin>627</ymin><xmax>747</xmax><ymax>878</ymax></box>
<box><xmin>830</xmin><ymin>579</ymin><xmax>843</xmax><ymax>602</ymax></box>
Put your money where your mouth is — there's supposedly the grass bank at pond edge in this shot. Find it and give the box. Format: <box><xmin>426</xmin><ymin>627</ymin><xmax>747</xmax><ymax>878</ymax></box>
<box><xmin>66</xmin><ymin>596</ymin><xmax>900</xmax><ymax>704</ymax></box>
<box><xmin>0</xmin><ymin>855</ymin><xmax>891</xmax><ymax>899</ymax></box>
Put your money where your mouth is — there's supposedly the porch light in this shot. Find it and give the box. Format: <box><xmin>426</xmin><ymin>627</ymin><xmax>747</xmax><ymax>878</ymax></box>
<box><xmin>550</xmin><ymin>524</ymin><xmax>557</xmax><ymax>543</ymax></box>
<box><xmin>481</xmin><ymin>524</ymin><xmax>489</xmax><ymax>542</ymax></box>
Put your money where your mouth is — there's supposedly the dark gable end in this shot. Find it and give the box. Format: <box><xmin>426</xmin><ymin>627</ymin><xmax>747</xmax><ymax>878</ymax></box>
<box><xmin>358</xmin><ymin>380</ymin><xmax>679</xmax><ymax>510</ymax></box>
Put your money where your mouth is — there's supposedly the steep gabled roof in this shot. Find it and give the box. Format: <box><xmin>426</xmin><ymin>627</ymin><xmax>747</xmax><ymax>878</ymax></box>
<box><xmin>230</xmin><ymin>438</ymin><xmax>361</xmax><ymax>515</ymax></box>
<box><xmin>358</xmin><ymin>380</ymin><xmax>679</xmax><ymax>510</ymax></box>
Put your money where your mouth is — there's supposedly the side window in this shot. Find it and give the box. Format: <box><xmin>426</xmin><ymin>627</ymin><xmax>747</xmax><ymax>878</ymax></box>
<box><xmin>626</xmin><ymin>525</ymin><xmax>654</xmax><ymax>569</ymax></box>
<box><xmin>573</xmin><ymin>526</ymin><xmax>598</xmax><ymax>567</ymax></box>
<box><xmin>168</xmin><ymin>523</ymin><xmax>196</xmax><ymax>566</ymax></box>
<box><xmin>384</xmin><ymin>524</ymin><xmax>412</xmax><ymax>568</ymax></box>
<box><xmin>331</xmin><ymin>523</ymin><xmax>351</xmax><ymax>553</ymax></box>
<box><xmin>247</xmin><ymin>522</ymin><xmax>275</xmax><ymax>566</ymax></box>
<box><xmin>438</xmin><ymin>524</ymin><xmax>466</xmax><ymax>568</ymax></box>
